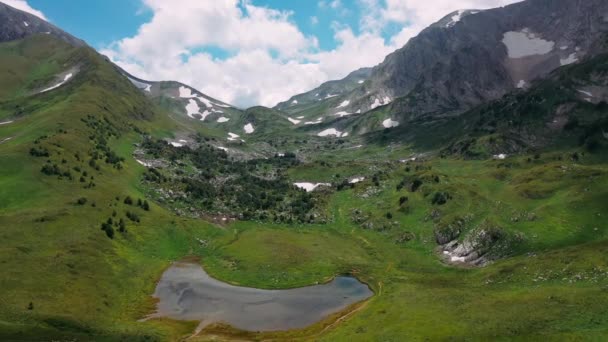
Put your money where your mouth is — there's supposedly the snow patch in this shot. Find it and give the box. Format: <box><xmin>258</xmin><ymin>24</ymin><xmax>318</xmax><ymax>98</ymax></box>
<box><xmin>493</xmin><ymin>154</ymin><xmax>507</xmax><ymax>160</ymax></box>
<box><xmin>578</xmin><ymin>90</ymin><xmax>593</xmax><ymax>97</ymax></box>
<box><xmin>560</xmin><ymin>45</ymin><xmax>569</xmax><ymax>50</ymax></box>
<box><xmin>217</xmin><ymin>117</ymin><xmax>230</xmax><ymax>123</ymax></box>
<box><xmin>194</xmin><ymin>95</ymin><xmax>230</xmax><ymax>109</ymax></box>
<box><xmin>349</xmin><ymin>177</ymin><xmax>365</xmax><ymax>184</ymax></box>
<box><xmin>294</xmin><ymin>183</ymin><xmax>331</xmax><ymax>192</ymax></box>
<box><xmin>292</xmin><ymin>100</ymin><xmax>298</xmax><ymax>105</ymax></box>
<box><xmin>179</xmin><ymin>86</ymin><xmax>196</xmax><ymax>98</ymax></box>
<box><xmin>40</xmin><ymin>73</ymin><xmax>74</xmax><ymax>93</ymax></box>
<box><xmin>560</xmin><ymin>53</ymin><xmax>578</xmax><ymax>66</ymax></box>
<box><xmin>288</xmin><ymin>117</ymin><xmax>301</xmax><ymax>125</ymax></box>
<box><xmin>127</xmin><ymin>77</ymin><xmax>151</xmax><ymax>92</ymax></box>
<box><xmin>446</xmin><ymin>10</ymin><xmax>465</xmax><ymax>28</ymax></box>
<box><xmin>358</xmin><ymin>80</ymin><xmax>364</xmax><ymax>84</ymax></box>
<box><xmin>334</xmin><ymin>111</ymin><xmax>352</xmax><ymax>117</ymax></box>
<box><xmin>23</xmin><ymin>21</ymin><xmax>29</xmax><ymax>27</ymax></box>
<box><xmin>227</xmin><ymin>132</ymin><xmax>240</xmax><ymax>141</ymax></box>
<box><xmin>304</xmin><ymin>118</ymin><xmax>323</xmax><ymax>125</ymax></box>
<box><xmin>371</xmin><ymin>97</ymin><xmax>392</xmax><ymax>110</ymax></box>
<box><xmin>244</xmin><ymin>123</ymin><xmax>255</xmax><ymax>134</ymax></box>
<box><xmin>382</xmin><ymin>119</ymin><xmax>399</xmax><ymax>128</ymax></box>
<box><xmin>502</xmin><ymin>29</ymin><xmax>554</xmax><ymax>58</ymax></box>
<box><xmin>169</xmin><ymin>141</ymin><xmax>184</xmax><ymax>147</ymax></box>
<box><xmin>442</xmin><ymin>250</ymin><xmax>466</xmax><ymax>263</ymax></box>
<box><xmin>318</xmin><ymin>128</ymin><xmax>347</xmax><ymax>137</ymax></box>
<box><xmin>337</xmin><ymin>100</ymin><xmax>350</xmax><ymax>108</ymax></box>
<box><xmin>216</xmin><ymin>146</ymin><xmax>229</xmax><ymax>152</ymax></box>
<box><xmin>517</xmin><ymin>80</ymin><xmax>527</xmax><ymax>89</ymax></box>
<box><xmin>197</xmin><ymin>96</ymin><xmax>213</xmax><ymax>108</ymax></box>
<box><xmin>0</xmin><ymin>120</ymin><xmax>14</xmax><ymax>125</ymax></box>
<box><xmin>185</xmin><ymin>99</ymin><xmax>201</xmax><ymax>119</ymax></box>
<box><xmin>371</xmin><ymin>98</ymin><xmax>382</xmax><ymax>110</ymax></box>
<box><xmin>325</xmin><ymin>94</ymin><xmax>338</xmax><ymax>99</ymax></box>
<box><xmin>200</xmin><ymin>110</ymin><xmax>212</xmax><ymax>121</ymax></box>
<box><xmin>135</xmin><ymin>159</ymin><xmax>151</xmax><ymax>167</ymax></box>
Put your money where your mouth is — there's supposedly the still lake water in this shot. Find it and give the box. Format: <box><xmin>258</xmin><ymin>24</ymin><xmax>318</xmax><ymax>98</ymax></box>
<box><xmin>150</xmin><ymin>262</ymin><xmax>373</xmax><ymax>331</ymax></box>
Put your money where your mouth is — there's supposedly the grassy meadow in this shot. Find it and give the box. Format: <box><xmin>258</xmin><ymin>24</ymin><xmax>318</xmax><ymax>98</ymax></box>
<box><xmin>0</xmin><ymin>35</ymin><xmax>607</xmax><ymax>341</ymax></box>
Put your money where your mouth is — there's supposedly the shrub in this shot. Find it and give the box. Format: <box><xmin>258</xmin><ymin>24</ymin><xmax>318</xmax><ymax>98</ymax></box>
<box><xmin>410</xmin><ymin>179</ymin><xmax>423</xmax><ymax>192</ymax></box>
<box><xmin>126</xmin><ymin>211</ymin><xmax>140</xmax><ymax>223</ymax></box>
<box><xmin>399</xmin><ymin>196</ymin><xmax>409</xmax><ymax>205</ymax></box>
<box><xmin>76</xmin><ymin>197</ymin><xmax>87</xmax><ymax>205</ymax></box>
<box><xmin>143</xmin><ymin>200</ymin><xmax>150</xmax><ymax>211</ymax></box>
<box><xmin>30</xmin><ymin>147</ymin><xmax>49</xmax><ymax>157</ymax></box>
<box><xmin>431</xmin><ymin>192</ymin><xmax>452</xmax><ymax>205</ymax></box>
<box><xmin>101</xmin><ymin>222</ymin><xmax>114</xmax><ymax>239</ymax></box>
<box><xmin>118</xmin><ymin>218</ymin><xmax>126</xmax><ymax>232</ymax></box>
<box><xmin>124</xmin><ymin>196</ymin><xmax>133</xmax><ymax>205</ymax></box>
<box><xmin>41</xmin><ymin>164</ymin><xmax>61</xmax><ymax>176</ymax></box>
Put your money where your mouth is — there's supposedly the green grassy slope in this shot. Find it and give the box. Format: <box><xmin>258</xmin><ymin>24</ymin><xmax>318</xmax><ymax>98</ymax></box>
<box><xmin>0</xmin><ymin>35</ymin><xmax>221</xmax><ymax>341</ymax></box>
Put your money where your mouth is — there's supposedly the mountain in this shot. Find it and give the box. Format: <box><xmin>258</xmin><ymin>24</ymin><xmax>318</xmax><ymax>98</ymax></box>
<box><xmin>364</xmin><ymin>0</ymin><xmax>608</xmax><ymax>118</ymax></box>
<box><xmin>274</xmin><ymin>67</ymin><xmax>372</xmax><ymax>114</ymax></box>
<box><xmin>279</xmin><ymin>0</ymin><xmax>608</xmax><ymax>137</ymax></box>
<box><xmin>0</xmin><ymin>1</ymin><xmax>84</xmax><ymax>46</ymax></box>
<box><xmin>1</xmin><ymin>1</ymin><xmax>608</xmax><ymax>341</ymax></box>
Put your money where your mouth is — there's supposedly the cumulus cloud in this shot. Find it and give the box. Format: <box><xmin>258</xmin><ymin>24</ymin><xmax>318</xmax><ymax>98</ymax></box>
<box><xmin>2</xmin><ymin>0</ymin><xmax>46</xmax><ymax>19</ymax></box>
<box><xmin>361</xmin><ymin>0</ymin><xmax>523</xmax><ymax>46</ymax></box>
<box><xmin>105</xmin><ymin>0</ymin><xmax>522</xmax><ymax>108</ymax></box>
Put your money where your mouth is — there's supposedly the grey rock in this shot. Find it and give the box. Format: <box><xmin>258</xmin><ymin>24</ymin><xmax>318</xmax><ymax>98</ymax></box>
<box><xmin>0</xmin><ymin>2</ymin><xmax>85</xmax><ymax>46</ymax></box>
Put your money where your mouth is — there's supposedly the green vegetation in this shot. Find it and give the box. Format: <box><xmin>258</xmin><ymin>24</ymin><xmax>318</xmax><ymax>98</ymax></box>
<box><xmin>138</xmin><ymin>138</ymin><xmax>325</xmax><ymax>223</ymax></box>
<box><xmin>0</xmin><ymin>33</ymin><xmax>607</xmax><ymax>342</ymax></box>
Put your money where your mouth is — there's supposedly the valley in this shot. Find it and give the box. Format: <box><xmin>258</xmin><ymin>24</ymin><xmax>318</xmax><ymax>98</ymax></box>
<box><xmin>0</xmin><ymin>0</ymin><xmax>607</xmax><ymax>341</ymax></box>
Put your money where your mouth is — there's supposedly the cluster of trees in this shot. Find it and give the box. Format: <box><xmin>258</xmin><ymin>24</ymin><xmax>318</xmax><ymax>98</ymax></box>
<box><xmin>100</xmin><ymin>217</ymin><xmax>128</xmax><ymax>239</ymax></box>
<box><xmin>29</xmin><ymin>147</ymin><xmax>49</xmax><ymax>157</ymax></box>
<box><xmin>124</xmin><ymin>196</ymin><xmax>150</xmax><ymax>211</ymax></box>
<box><xmin>40</xmin><ymin>163</ymin><xmax>73</xmax><ymax>180</ymax></box>
<box><xmin>140</xmin><ymin>138</ymin><xmax>318</xmax><ymax>223</ymax></box>
<box><xmin>81</xmin><ymin>115</ymin><xmax>124</xmax><ymax>170</ymax></box>
<box><xmin>397</xmin><ymin>178</ymin><xmax>423</xmax><ymax>192</ymax></box>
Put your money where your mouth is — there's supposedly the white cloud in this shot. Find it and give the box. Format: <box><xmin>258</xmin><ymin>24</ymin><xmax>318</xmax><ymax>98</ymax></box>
<box><xmin>318</xmin><ymin>0</ymin><xmax>342</xmax><ymax>9</ymax></box>
<box><xmin>310</xmin><ymin>16</ymin><xmax>319</xmax><ymax>25</ymax></box>
<box><xmin>2</xmin><ymin>0</ymin><xmax>46</xmax><ymax>19</ymax></box>
<box><xmin>361</xmin><ymin>0</ymin><xmax>523</xmax><ymax>46</ymax></box>
<box><xmin>105</xmin><ymin>0</ymin><xmax>523</xmax><ymax>108</ymax></box>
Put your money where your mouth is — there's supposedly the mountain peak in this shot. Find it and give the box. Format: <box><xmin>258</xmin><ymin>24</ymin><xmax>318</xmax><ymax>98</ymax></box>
<box><xmin>0</xmin><ymin>1</ymin><xmax>84</xmax><ymax>46</ymax></box>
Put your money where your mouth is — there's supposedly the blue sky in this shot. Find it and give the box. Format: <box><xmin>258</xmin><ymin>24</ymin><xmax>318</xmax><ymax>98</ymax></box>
<box><xmin>15</xmin><ymin>0</ymin><xmax>521</xmax><ymax>107</ymax></box>
<box><xmin>28</xmin><ymin>0</ymin><xmax>368</xmax><ymax>53</ymax></box>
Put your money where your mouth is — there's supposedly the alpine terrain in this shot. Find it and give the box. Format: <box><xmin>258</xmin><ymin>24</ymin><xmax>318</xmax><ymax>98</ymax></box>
<box><xmin>0</xmin><ymin>0</ymin><xmax>607</xmax><ymax>341</ymax></box>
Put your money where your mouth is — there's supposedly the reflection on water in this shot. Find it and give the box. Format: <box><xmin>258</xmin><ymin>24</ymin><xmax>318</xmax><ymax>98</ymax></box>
<box><xmin>150</xmin><ymin>262</ymin><xmax>373</xmax><ymax>331</ymax></box>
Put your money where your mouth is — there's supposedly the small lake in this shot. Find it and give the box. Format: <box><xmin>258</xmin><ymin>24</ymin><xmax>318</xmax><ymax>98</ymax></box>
<box><xmin>149</xmin><ymin>262</ymin><xmax>373</xmax><ymax>331</ymax></box>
